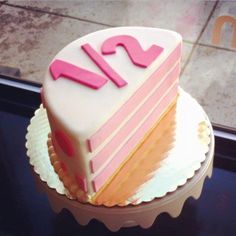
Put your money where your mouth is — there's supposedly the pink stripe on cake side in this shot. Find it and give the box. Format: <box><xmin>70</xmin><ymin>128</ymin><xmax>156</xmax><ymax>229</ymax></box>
<box><xmin>87</xmin><ymin>43</ymin><xmax>181</xmax><ymax>152</ymax></box>
<box><xmin>92</xmin><ymin>83</ymin><xmax>178</xmax><ymax>192</ymax></box>
<box><xmin>90</xmin><ymin>63</ymin><xmax>180</xmax><ymax>173</ymax></box>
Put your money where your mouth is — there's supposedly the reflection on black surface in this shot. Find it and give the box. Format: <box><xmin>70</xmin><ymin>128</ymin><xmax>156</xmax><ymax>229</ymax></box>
<box><xmin>0</xmin><ymin>110</ymin><xmax>236</xmax><ymax>236</ymax></box>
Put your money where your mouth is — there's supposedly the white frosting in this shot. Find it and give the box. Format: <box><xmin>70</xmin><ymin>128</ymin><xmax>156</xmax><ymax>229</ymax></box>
<box><xmin>43</xmin><ymin>27</ymin><xmax>182</xmax><ymax>195</ymax></box>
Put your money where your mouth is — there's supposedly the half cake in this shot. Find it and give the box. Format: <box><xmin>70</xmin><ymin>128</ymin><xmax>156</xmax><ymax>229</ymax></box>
<box><xmin>42</xmin><ymin>27</ymin><xmax>182</xmax><ymax>202</ymax></box>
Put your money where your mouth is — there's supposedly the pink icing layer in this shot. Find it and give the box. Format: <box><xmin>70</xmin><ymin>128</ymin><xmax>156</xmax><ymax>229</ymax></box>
<box><xmin>92</xmin><ymin>82</ymin><xmax>178</xmax><ymax>192</ymax></box>
<box><xmin>81</xmin><ymin>43</ymin><xmax>127</xmax><ymax>88</ymax></box>
<box><xmin>87</xmin><ymin>43</ymin><xmax>181</xmax><ymax>152</ymax></box>
<box><xmin>75</xmin><ymin>174</ymin><xmax>88</xmax><ymax>193</ymax></box>
<box><xmin>90</xmin><ymin>63</ymin><xmax>180</xmax><ymax>173</ymax></box>
<box><xmin>54</xmin><ymin>130</ymin><xmax>75</xmax><ymax>157</ymax></box>
<box><xmin>50</xmin><ymin>59</ymin><xmax>107</xmax><ymax>89</ymax></box>
<box><xmin>101</xmin><ymin>35</ymin><xmax>164</xmax><ymax>68</ymax></box>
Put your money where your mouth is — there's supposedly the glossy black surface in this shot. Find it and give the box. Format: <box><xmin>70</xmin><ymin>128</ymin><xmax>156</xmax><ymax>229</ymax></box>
<box><xmin>0</xmin><ymin>110</ymin><xmax>236</xmax><ymax>236</ymax></box>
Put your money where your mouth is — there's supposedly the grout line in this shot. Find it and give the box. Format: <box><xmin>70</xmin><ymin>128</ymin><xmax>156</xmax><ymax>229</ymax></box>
<box><xmin>183</xmin><ymin>40</ymin><xmax>236</xmax><ymax>53</ymax></box>
<box><xmin>0</xmin><ymin>1</ymin><xmax>7</xmax><ymax>6</ymax></box>
<box><xmin>2</xmin><ymin>2</ymin><xmax>116</xmax><ymax>28</ymax></box>
<box><xmin>183</xmin><ymin>39</ymin><xmax>195</xmax><ymax>45</ymax></box>
<box><xmin>180</xmin><ymin>0</ymin><xmax>219</xmax><ymax>76</ymax></box>
<box><xmin>196</xmin><ymin>42</ymin><xmax>236</xmax><ymax>52</ymax></box>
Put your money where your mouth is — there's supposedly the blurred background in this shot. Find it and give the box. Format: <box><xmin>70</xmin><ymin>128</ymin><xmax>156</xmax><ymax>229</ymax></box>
<box><xmin>0</xmin><ymin>0</ymin><xmax>236</xmax><ymax>129</ymax></box>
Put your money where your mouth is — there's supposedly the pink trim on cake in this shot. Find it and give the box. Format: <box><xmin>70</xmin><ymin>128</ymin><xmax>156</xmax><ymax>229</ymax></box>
<box><xmin>75</xmin><ymin>174</ymin><xmax>88</xmax><ymax>192</ymax></box>
<box><xmin>54</xmin><ymin>130</ymin><xmax>75</xmax><ymax>157</ymax></box>
<box><xmin>60</xmin><ymin>161</ymin><xmax>67</xmax><ymax>172</ymax></box>
<box><xmin>81</xmin><ymin>43</ymin><xmax>127</xmax><ymax>88</ymax></box>
<box><xmin>87</xmin><ymin>43</ymin><xmax>181</xmax><ymax>152</ymax></box>
<box><xmin>101</xmin><ymin>35</ymin><xmax>164</xmax><ymax>68</ymax></box>
<box><xmin>50</xmin><ymin>59</ymin><xmax>107</xmax><ymax>89</ymax></box>
<box><xmin>92</xmin><ymin>83</ymin><xmax>178</xmax><ymax>192</ymax></box>
<box><xmin>90</xmin><ymin>63</ymin><xmax>180</xmax><ymax>173</ymax></box>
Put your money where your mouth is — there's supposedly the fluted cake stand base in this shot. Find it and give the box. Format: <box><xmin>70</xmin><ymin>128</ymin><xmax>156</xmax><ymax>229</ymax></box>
<box><xmin>31</xmin><ymin>142</ymin><xmax>213</xmax><ymax>231</ymax></box>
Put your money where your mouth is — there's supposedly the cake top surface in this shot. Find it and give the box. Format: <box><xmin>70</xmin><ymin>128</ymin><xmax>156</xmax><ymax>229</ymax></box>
<box><xmin>43</xmin><ymin>27</ymin><xmax>181</xmax><ymax>141</ymax></box>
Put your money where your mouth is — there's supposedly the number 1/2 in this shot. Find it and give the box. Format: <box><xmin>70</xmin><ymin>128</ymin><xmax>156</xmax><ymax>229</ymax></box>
<box><xmin>50</xmin><ymin>35</ymin><xmax>164</xmax><ymax>90</ymax></box>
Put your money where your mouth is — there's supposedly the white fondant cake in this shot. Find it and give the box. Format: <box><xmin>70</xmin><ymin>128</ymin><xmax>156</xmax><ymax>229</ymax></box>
<box><xmin>42</xmin><ymin>27</ymin><xmax>182</xmax><ymax>202</ymax></box>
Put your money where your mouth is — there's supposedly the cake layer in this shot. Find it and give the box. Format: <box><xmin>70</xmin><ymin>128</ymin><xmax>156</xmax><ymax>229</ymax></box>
<box><xmin>90</xmin><ymin>62</ymin><xmax>180</xmax><ymax>173</ymax></box>
<box><xmin>93</xmin><ymin>101</ymin><xmax>177</xmax><ymax>206</ymax></box>
<box><xmin>92</xmin><ymin>82</ymin><xmax>178</xmax><ymax>192</ymax></box>
<box><xmin>88</xmin><ymin>43</ymin><xmax>181</xmax><ymax>152</ymax></box>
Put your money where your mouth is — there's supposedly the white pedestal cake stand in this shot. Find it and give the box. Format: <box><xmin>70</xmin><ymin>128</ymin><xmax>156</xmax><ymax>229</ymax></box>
<box><xmin>26</xmin><ymin>90</ymin><xmax>215</xmax><ymax>231</ymax></box>
<box><xmin>28</xmin><ymin>114</ymin><xmax>214</xmax><ymax>232</ymax></box>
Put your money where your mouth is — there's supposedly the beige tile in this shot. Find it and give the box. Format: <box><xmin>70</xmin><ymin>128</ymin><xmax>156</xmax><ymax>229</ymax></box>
<box><xmin>7</xmin><ymin>0</ymin><xmax>216</xmax><ymax>42</ymax></box>
<box><xmin>200</xmin><ymin>1</ymin><xmax>236</xmax><ymax>50</ymax></box>
<box><xmin>182</xmin><ymin>42</ymin><xmax>193</xmax><ymax>69</ymax></box>
<box><xmin>0</xmin><ymin>5</ymin><xmax>107</xmax><ymax>84</ymax></box>
<box><xmin>180</xmin><ymin>44</ymin><xmax>236</xmax><ymax>128</ymax></box>
<box><xmin>0</xmin><ymin>3</ymin><xmax>193</xmax><ymax>84</ymax></box>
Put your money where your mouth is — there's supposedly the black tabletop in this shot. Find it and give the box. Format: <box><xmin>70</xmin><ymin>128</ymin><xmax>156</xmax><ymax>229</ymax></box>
<box><xmin>0</xmin><ymin>109</ymin><xmax>236</xmax><ymax>236</ymax></box>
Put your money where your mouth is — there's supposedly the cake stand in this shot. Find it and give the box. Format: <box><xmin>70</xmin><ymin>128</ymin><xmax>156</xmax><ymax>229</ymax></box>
<box><xmin>26</xmin><ymin>90</ymin><xmax>214</xmax><ymax>232</ymax></box>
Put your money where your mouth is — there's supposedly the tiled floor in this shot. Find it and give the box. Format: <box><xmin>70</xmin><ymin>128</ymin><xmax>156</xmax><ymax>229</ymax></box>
<box><xmin>0</xmin><ymin>0</ymin><xmax>236</xmax><ymax>128</ymax></box>
<box><xmin>200</xmin><ymin>1</ymin><xmax>236</xmax><ymax>49</ymax></box>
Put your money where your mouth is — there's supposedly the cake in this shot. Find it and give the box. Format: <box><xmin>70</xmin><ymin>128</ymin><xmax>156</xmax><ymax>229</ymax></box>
<box><xmin>42</xmin><ymin>27</ymin><xmax>182</xmax><ymax>203</ymax></box>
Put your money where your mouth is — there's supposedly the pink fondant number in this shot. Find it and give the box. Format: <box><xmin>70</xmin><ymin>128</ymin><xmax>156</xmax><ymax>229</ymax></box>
<box><xmin>50</xmin><ymin>59</ymin><xmax>107</xmax><ymax>89</ymax></box>
<box><xmin>101</xmin><ymin>35</ymin><xmax>164</xmax><ymax>68</ymax></box>
<box><xmin>50</xmin><ymin>35</ymin><xmax>164</xmax><ymax>89</ymax></box>
<box><xmin>81</xmin><ymin>43</ymin><xmax>127</xmax><ymax>88</ymax></box>
<box><xmin>80</xmin><ymin>35</ymin><xmax>163</xmax><ymax>87</ymax></box>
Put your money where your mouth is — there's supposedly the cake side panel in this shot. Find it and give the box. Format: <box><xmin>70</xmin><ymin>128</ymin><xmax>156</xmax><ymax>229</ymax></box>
<box><xmin>42</xmin><ymin>100</ymin><xmax>94</xmax><ymax>197</ymax></box>
<box><xmin>92</xmin><ymin>83</ymin><xmax>179</xmax><ymax>193</ymax></box>
<box><xmin>90</xmin><ymin>62</ymin><xmax>180</xmax><ymax>174</ymax></box>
